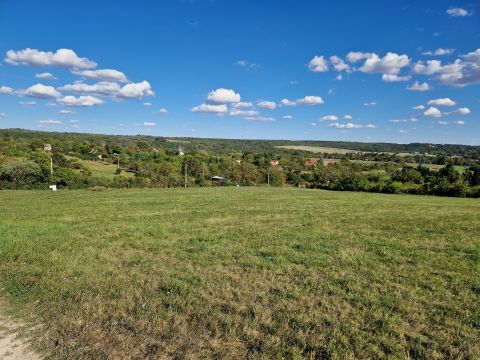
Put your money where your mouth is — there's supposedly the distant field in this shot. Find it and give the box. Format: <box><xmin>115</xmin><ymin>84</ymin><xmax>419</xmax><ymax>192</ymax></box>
<box><xmin>0</xmin><ymin>188</ymin><xmax>479</xmax><ymax>359</ymax></box>
<box><xmin>276</xmin><ymin>145</ymin><xmax>361</xmax><ymax>154</ymax></box>
<box><xmin>66</xmin><ymin>156</ymin><xmax>134</xmax><ymax>179</ymax></box>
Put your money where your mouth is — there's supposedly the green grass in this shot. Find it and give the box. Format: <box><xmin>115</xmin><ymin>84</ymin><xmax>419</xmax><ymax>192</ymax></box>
<box><xmin>70</xmin><ymin>157</ymin><xmax>134</xmax><ymax>179</ymax></box>
<box><xmin>0</xmin><ymin>188</ymin><xmax>479</xmax><ymax>359</ymax></box>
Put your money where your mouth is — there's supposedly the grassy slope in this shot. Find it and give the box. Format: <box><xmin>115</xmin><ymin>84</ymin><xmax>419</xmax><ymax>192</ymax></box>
<box><xmin>0</xmin><ymin>188</ymin><xmax>479</xmax><ymax>359</ymax></box>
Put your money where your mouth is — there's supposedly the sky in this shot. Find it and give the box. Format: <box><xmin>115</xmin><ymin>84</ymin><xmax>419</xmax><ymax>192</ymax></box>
<box><xmin>0</xmin><ymin>0</ymin><xmax>479</xmax><ymax>145</ymax></box>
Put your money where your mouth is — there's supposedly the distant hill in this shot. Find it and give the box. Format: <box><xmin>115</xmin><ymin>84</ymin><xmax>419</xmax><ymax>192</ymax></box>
<box><xmin>1</xmin><ymin>128</ymin><xmax>479</xmax><ymax>159</ymax></box>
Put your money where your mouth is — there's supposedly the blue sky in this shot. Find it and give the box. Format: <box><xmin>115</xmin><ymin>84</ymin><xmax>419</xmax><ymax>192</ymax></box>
<box><xmin>0</xmin><ymin>0</ymin><xmax>479</xmax><ymax>144</ymax></box>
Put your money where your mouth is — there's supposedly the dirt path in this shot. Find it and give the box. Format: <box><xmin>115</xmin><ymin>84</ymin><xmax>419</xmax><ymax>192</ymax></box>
<box><xmin>0</xmin><ymin>316</ymin><xmax>41</xmax><ymax>360</ymax></box>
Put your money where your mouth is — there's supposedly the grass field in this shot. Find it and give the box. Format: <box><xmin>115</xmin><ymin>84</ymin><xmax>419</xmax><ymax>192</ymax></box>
<box><xmin>0</xmin><ymin>188</ymin><xmax>479</xmax><ymax>359</ymax></box>
<box><xmin>65</xmin><ymin>157</ymin><xmax>134</xmax><ymax>179</ymax></box>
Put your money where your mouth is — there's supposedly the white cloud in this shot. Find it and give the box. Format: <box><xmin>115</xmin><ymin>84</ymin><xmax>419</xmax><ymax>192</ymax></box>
<box><xmin>231</xmin><ymin>101</ymin><xmax>252</xmax><ymax>108</ymax></box>
<box><xmin>60</xmin><ymin>80</ymin><xmax>154</xmax><ymax>99</ymax></box>
<box><xmin>329</xmin><ymin>122</ymin><xmax>377</xmax><ymax>129</ymax></box>
<box><xmin>282</xmin><ymin>115</ymin><xmax>293</xmax><ymax>120</ymax></box>
<box><xmin>244</xmin><ymin>116</ymin><xmax>275</xmax><ymax>122</ymax></box>
<box><xmin>257</xmin><ymin>101</ymin><xmax>277</xmax><ymax>109</ymax></box>
<box><xmin>359</xmin><ymin>52</ymin><xmax>410</xmax><ymax>75</ymax></box>
<box><xmin>320</xmin><ymin>115</ymin><xmax>338</xmax><ymax>121</ymax></box>
<box><xmin>413</xmin><ymin>105</ymin><xmax>425</xmax><ymax>110</ymax></box>
<box><xmin>0</xmin><ymin>113</ymin><xmax>6</xmax><ymax>119</ymax></box>
<box><xmin>382</xmin><ymin>74</ymin><xmax>411</xmax><ymax>82</ymax></box>
<box><xmin>308</xmin><ymin>55</ymin><xmax>328</xmax><ymax>72</ymax></box>
<box><xmin>336</xmin><ymin>73</ymin><xmax>343</xmax><ymax>81</ymax></box>
<box><xmin>407</xmin><ymin>81</ymin><xmax>430</xmax><ymax>91</ymax></box>
<box><xmin>118</xmin><ymin>80</ymin><xmax>154</xmax><ymax>99</ymax></box>
<box><xmin>427</xmin><ymin>98</ymin><xmax>456</xmax><ymax>106</ymax></box>
<box><xmin>229</xmin><ymin>109</ymin><xmax>259</xmax><ymax>116</ymax></box>
<box><xmin>23</xmin><ymin>83</ymin><xmax>61</xmax><ymax>98</ymax></box>
<box><xmin>57</xmin><ymin>95</ymin><xmax>104</xmax><ymax>107</ymax></box>
<box><xmin>207</xmin><ymin>88</ymin><xmax>241</xmax><ymax>103</ymax></box>
<box><xmin>37</xmin><ymin>119</ymin><xmax>62</xmax><ymax>124</ymax></box>
<box><xmin>399</xmin><ymin>129</ymin><xmax>408</xmax><ymax>134</ymax></box>
<box><xmin>143</xmin><ymin>102</ymin><xmax>153</xmax><ymax>107</ymax></box>
<box><xmin>346</xmin><ymin>51</ymin><xmax>372</xmax><ymax>63</ymax></box>
<box><xmin>344</xmin><ymin>115</ymin><xmax>352</xmax><ymax>120</ymax></box>
<box><xmin>59</xmin><ymin>109</ymin><xmax>75</xmax><ymax>114</ymax></box>
<box><xmin>280</xmin><ymin>98</ymin><xmax>296</xmax><ymax>106</ymax></box>
<box><xmin>70</xmin><ymin>119</ymin><xmax>79</xmax><ymax>123</ymax></box>
<box><xmin>5</xmin><ymin>48</ymin><xmax>97</xmax><ymax>69</ymax></box>
<box><xmin>191</xmin><ymin>103</ymin><xmax>228</xmax><ymax>114</ymax></box>
<box><xmin>453</xmin><ymin>120</ymin><xmax>465</xmax><ymax>125</ymax></box>
<box><xmin>446</xmin><ymin>7</ymin><xmax>472</xmax><ymax>17</ymax></box>
<box><xmin>413</xmin><ymin>60</ymin><xmax>443</xmax><ymax>75</ymax></box>
<box><xmin>45</xmin><ymin>102</ymin><xmax>57</xmax><ymax>107</ymax></box>
<box><xmin>155</xmin><ymin>108</ymin><xmax>168</xmax><ymax>114</ymax></box>
<box><xmin>329</xmin><ymin>55</ymin><xmax>350</xmax><ymax>72</ymax></box>
<box><xmin>452</xmin><ymin>107</ymin><xmax>471</xmax><ymax>115</ymax></box>
<box><xmin>0</xmin><ymin>86</ymin><xmax>15</xmax><ymax>95</ymax></box>
<box><xmin>35</xmin><ymin>72</ymin><xmax>57</xmax><ymax>80</ymax></box>
<box><xmin>424</xmin><ymin>106</ymin><xmax>442</xmax><ymax>117</ymax></box>
<box><xmin>75</xmin><ymin>69</ymin><xmax>128</xmax><ymax>83</ymax></box>
<box><xmin>19</xmin><ymin>101</ymin><xmax>36</xmax><ymax>106</ymax></box>
<box><xmin>422</xmin><ymin>48</ymin><xmax>455</xmax><ymax>56</ymax></box>
<box><xmin>389</xmin><ymin>118</ymin><xmax>418</xmax><ymax>123</ymax></box>
<box><xmin>144</xmin><ymin>121</ymin><xmax>156</xmax><ymax>126</ymax></box>
<box><xmin>363</xmin><ymin>101</ymin><xmax>377</xmax><ymax>106</ymax></box>
<box><xmin>438</xmin><ymin>120</ymin><xmax>448</xmax><ymax>125</ymax></box>
<box><xmin>297</xmin><ymin>96</ymin><xmax>324</xmax><ymax>105</ymax></box>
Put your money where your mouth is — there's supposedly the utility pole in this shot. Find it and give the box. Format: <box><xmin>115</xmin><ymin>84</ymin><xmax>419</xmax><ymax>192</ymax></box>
<box><xmin>267</xmin><ymin>168</ymin><xmax>270</xmax><ymax>186</ymax></box>
<box><xmin>184</xmin><ymin>163</ymin><xmax>188</xmax><ymax>188</ymax></box>
<box><xmin>50</xmin><ymin>157</ymin><xmax>53</xmax><ymax>175</ymax></box>
<box><xmin>114</xmin><ymin>153</ymin><xmax>120</xmax><ymax>167</ymax></box>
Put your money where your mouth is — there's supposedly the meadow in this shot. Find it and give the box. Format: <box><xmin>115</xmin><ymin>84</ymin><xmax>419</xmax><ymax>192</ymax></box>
<box><xmin>0</xmin><ymin>188</ymin><xmax>479</xmax><ymax>359</ymax></box>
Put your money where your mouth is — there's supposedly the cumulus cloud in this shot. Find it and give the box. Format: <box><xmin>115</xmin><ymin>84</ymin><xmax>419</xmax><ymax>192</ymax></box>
<box><xmin>297</xmin><ymin>96</ymin><xmax>324</xmax><ymax>105</ymax></box>
<box><xmin>155</xmin><ymin>108</ymin><xmax>168</xmax><ymax>114</ymax></box>
<box><xmin>329</xmin><ymin>55</ymin><xmax>350</xmax><ymax>72</ymax></box>
<box><xmin>407</xmin><ymin>81</ymin><xmax>430</xmax><ymax>91</ymax></box>
<box><xmin>389</xmin><ymin>118</ymin><xmax>418</xmax><ymax>123</ymax></box>
<box><xmin>0</xmin><ymin>113</ymin><xmax>6</xmax><ymax>119</ymax></box>
<box><xmin>22</xmin><ymin>83</ymin><xmax>61</xmax><ymax>98</ymax></box>
<box><xmin>57</xmin><ymin>95</ymin><xmax>104</xmax><ymax>107</ymax></box>
<box><xmin>229</xmin><ymin>109</ymin><xmax>259</xmax><ymax>116</ymax></box>
<box><xmin>452</xmin><ymin>107</ymin><xmax>471</xmax><ymax>115</ymax></box>
<box><xmin>282</xmin><ymin>115</ymin><xmax>293</xmax><ymax>120</ymax></box>
<box><xmin>359</xmin><ymin>52</ymin><xmax>410</xmax><ymax>75</ymax></box>
<box><xmin>453</xmin><ymin>120</ymin><xmax>465</xmax><ymax>125</ymax></box>
<box><xmin>424</xmin><ymin>106</ymin><xmax>442</xmax><ymax>117</ymax></box>
<box><xmin>329</xmin><ymin>122</ymin><xmax>376</xmax><ymax>129</ymax></box>
<box><xmin>280</xmin><ymin>98</ymin><xmax>296</xmax><ymax>106</ymax></box>
<box><xmin>5</xmin><ymin>48</ymin><xmax>97</xmax><ymax>69</ymax></box>
<box><xmin>413</xmin><ymin>105</ymin><xmax>425</xmax><ymax>110</ymax></box>
<box><xmin>427</xmin><ymin>98</ymin><xmax>456</xmax><ymax>106</ymax></box>
<box><xmin>244</xmin><ymin>116</ymin><xmax>275</xmax><ymax>123</ymax></box>
<box><xmin>446</xmin><ymin>7</ymin><xmax>472</xmax><ymax>17</ymax></box>
<box><xmin>75</xmin><ymin>69</ymin><xmax>128</xmax><ymax>83</ymax></box>
<box><xmin>59</xmin><ymin>109</ymin><xmax>75</xmax><ymax>114</ymax></box>
<box><xmin>308</xmin><ymin>55</ymin><xmax>328</xmax><ymax>72</ymax></box>
<box><xmin>422</xmin><ymin>48</ymin><xmax>455</xmax><ymax>56</ymax></box>
<box><xmin>363</xmin><ymin>101</ymin><xmax>377</xmax><ymax>106</ymax></box>
<box><xmin>143</xmin><ymin>102</ymin><xmax>152</xmax><ymax>107</ymax></box>
<box><xmin>118</xmin><ymin>80</ymin><xmax>154</xmax><ymax>99</ymax></box>
<box><xmin>320</xmin><ymin>115</ymin><xmax>338</xmax><ymax>121</ymax></box>
<box><xmin>231</xmin><ymin>101</ymin><xmax>252</xmax><ymax>108</ymax></box>
<box><xmin>60</xmin><ymin>80</ymin><xmax>154</xmax><ymax>99</ymax></box>
<box><xmin>382</xmin><ymin>74</ymin><xmax>411</xmax><ymax>82</ymax></box>
<box><xmin>191</xmin><ymin>103</ymin><xmax>228</xmax><ymax>114</ymax></box>
<box><xmin>346</xmin><ymin>51</ymin><xmax>372</xmax><ymax>63</ymax></box>
<box><xmin>35</xmin><ymin>72</ymin><xmax>57</xmax><ymax>80</ymax></box>
<box><xmin>207</xmin><ymin>88</ymin><xmax>241</xmax><ymax>103</ymax></box>
<box><xmin>0</xmin><ymin>86</ymin><xmax>15</xmax><ymax>95</ymax></box>
<box><xmin>257</xmin><ymin>101</ymin><xmax>277</xmax><ymax>109</ymax></box>
<box><xmin>344</xmin><ymin>115</ymin><xmax>353</xmax><ymax>120</ymax></box>
<box><xmin>235</xmin><ymin>60</ymin><xmax>260</xmax><ymax>70</ymax></box>
<box><xmin>143</xmin><ymin>121</ymin><xmax>156</xmax><ymax>126</ymax></box>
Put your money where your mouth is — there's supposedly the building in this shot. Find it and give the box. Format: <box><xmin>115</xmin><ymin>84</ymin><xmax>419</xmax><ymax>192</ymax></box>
<box><xmin>44</xmin><ymin>143</ymin><xmax>52</xmax><ymax>152</ymax></box>
<box><xmin>304</xmin><ymin>159</ymin><xmax>317</xmax><ymax>167</ymax></box>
